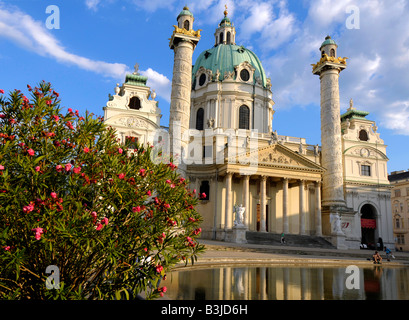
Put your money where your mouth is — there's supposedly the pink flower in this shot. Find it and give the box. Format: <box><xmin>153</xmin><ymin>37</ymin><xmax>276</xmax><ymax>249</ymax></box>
<box><xmin>118</xmin><ymin>173</ymin><xmax>125</xmax><ymax>179</ymax></box>
<box><xmin>65</xmin><ymin>163</ymin><xmax>72</xmax><ymax>172</ymax></box>
<box><xmin>4</xmin><ymin>245</ymin><xmax>10</xmax><ymax>251</ymax></box>
<box><xmin>35</xmin><ymin>166</ymin><xmax>40</xmax><ymax>172</ymax></box>
<box><xmin>102</xmin><ymin>217</ymin><xmax>109</xmax><ymax>225</ymax></box>
<box><xmin>118</xmin><ymin>148</ymin><xmax>123</xmax><ymax>154</ymax></box>
<box><xmin>23</xmin><ymin>203</ymin><xmax>34</xmax><ymax>213</ymax></box>
<box><xmin>0</xmin><ymin>165</ymin><xmax>4</xmax><ymax>170</ymax></box>
<box><xmin>156</xmin><ymin>265</ymin><xmax>163</xmax><ymax>273</ymax></box>
<box><xmin>32</xmin><ymin>227</ymin><xmax>44</xmax><ymax>240</ymax></box>
<box><xmin>96</xmin><ymin>223</ymin><xmax>104</xmax><ymax>231</ymax></box>
<box><xmin>132</xmin><ymin>206</ymin><xmax>141</xmax><ymax>213</ymax></box>
<box><xmin>27</xmin><ymin>149</ymin><xmax>35</xmax><ymax>156</ymax></box>
<box><xmin>50</xmin><ymin>192</ymin><xmax>57</xmax><ymax>199</ymax></box>
<box><xmin>147</xmin><ymin>190</ymin><xmax>152</xmax><ymax>196</ymax></box>
<box><xmin>139</xmin><ymin>168</ymin><xmax>146</xmax><ymax>176</ymax></box>
<box><xmin>0</xmin><ymin>89</ymin><xmax>4</xmax><ymax>94</ymax></box>
<box><xmin>83</xmin><ymin>147</ymin><xmax>89</xmax><ymax>153</ymax></box>
<box><xmin>56</xmin><ymin>164</ymin><xmax>62</xmax><ymax>172</ymax></box>
<box><xmin>166</xmin><ymin>179</ymin><xmax>171</xmax><ymax>184</ymax></box>
<box><xmin>73</xmin><ymin>167</ymin><xmax>81</xmax><ymax>174</ymax></box>
<box><xmin>46</xmin><ymin>100</ymin><xmax>52</xmax><ymax>105</ymax></box>
<box><xmin>52</xmin><ymin>115</ymin><xmax>59</xmax><ymax>122</ymax></box>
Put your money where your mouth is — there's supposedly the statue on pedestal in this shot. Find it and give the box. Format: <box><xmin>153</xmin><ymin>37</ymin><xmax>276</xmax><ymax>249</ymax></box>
<box><xmin>233</xmin><ymin>204</ymin><xmax>245</xmax><ymax>226</ymax></box>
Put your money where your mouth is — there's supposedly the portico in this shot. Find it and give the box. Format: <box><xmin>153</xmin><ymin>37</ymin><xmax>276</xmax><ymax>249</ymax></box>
<box><xmin>190</xmin><ymin>142</ymin><xmax>325</xmax><ymax>241</ymax></box>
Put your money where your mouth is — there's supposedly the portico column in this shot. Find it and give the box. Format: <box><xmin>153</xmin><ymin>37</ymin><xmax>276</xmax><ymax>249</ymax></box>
<box><xmin>260</xmin><ymin>176</ymin><xmax>267</xmax><ymax>232</ymax></box>
<box><xmin>299</xmin><ymin>180</ymin><xmax>306</xmax><ymax>235</ymax></box>
<box><xmin>315</xmin><ymin>181</ymin><xmax>322</xmax><ymax>236</ymax></box>
<box><xmin>242</xmin><ymin>175</ymin><xmax>250</xmax><ymax>226</ymax></box>
<box><xmin>283</xmin><ymin>178</ymin><xmax>289</xmax><ymax>233</ymax></box>
<box><xmin>225</xmin><ymin>172</ymin><xmax>233</xmax><ymax>230</ymax></box>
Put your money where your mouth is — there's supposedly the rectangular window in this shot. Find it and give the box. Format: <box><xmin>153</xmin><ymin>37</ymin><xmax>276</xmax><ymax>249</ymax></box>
<box><xmin>397</xmin><ymin>235</ymin><xmax>405</xmax><ymax>244</ymax></box>
<box><xmin>203</xmin><ymin>145</ymin><xmax>213</xmax><ymax>158</ymax></box>
<box><xmin>395</xmin><ymin>218</ymin><xmax>400</xmax><ymax>229</ymax></box>
<box><xmin>361</xmin><ymin>165</ymin><xmax>371</xmax><ymax>176</ymax></box>
<box><xmin>395</xmin><ymin>189</ymin><xmax>401</xmax><ymax>197</ymax></box>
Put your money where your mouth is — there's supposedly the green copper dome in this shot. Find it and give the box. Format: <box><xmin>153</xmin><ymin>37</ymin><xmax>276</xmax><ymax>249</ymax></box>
<box><xmin>320</xmin><ymin>36</ymin><xmax>337</xmax><ymax>49</ymax></box>
<box><xmin>192</xmin><ymin>44</ymin><xmax>268</xmax><ymax>88</ymax></box>
<box><xmin>177</xmin><ymin>6</ymin><xmax>193</xmax><ymax>20</ymax></box>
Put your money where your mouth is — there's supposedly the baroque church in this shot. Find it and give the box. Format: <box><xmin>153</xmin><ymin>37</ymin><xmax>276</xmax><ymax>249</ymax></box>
<box><xmin>103</xmin><ymin>6</ymin><xmax>394</xmax><ymax>250</ymax></box>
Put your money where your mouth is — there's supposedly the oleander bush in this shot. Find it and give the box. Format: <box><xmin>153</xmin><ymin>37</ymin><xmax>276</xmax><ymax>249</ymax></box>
<box><xmin>0</xmin><ymin>82</ymin><xmax>204</xmax><ymax>299</ymax></box>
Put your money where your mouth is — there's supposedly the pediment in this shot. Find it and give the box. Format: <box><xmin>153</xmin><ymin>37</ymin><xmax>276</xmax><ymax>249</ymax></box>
<box><xmin>229</xmin><ymin>143</ymin><xmax>324</xmax><ymax>172</ymax></box>
<box><xmin>344</xmin><ymin>145</ymin><xmax>388</xmax><ymax>160</ymax></box>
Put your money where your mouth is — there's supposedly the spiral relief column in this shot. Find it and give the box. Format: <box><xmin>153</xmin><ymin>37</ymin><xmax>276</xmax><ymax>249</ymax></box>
<box><xmin>169</xmin><ymin>6</ymin><xmax>200</xmax><ymax>176</ymax></box>
<box><xmin>312</xmin><ymin>36</ymin><xmax>354</xmax><ymax>249</ymax></box>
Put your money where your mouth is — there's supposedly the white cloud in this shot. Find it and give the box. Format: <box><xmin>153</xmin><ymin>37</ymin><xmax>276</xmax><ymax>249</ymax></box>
<box><xmin>0</xmin><ymin>4</ymin><xmax>128</xmax><ymax>79</ymax></box>
<box><xmin>85</xmin><ymin>0</ymin><xmax>101</xmax><ymax>11</ymax></box>
<box><xmin>140</xmin><ymin>68</ymin><xmax>172</xmax><ymax>103</ymax></box>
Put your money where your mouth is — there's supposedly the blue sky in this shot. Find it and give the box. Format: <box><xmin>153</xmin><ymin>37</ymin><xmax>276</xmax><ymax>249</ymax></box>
<box><xmin>1</xmin><ymin>0</ymin><xmax>408</xmax><ymax>173</ymax></box>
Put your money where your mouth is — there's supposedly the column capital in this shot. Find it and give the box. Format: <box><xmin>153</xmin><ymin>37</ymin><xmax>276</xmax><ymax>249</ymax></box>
<box><xmin>260</xmin><ymin>175</ymin><xmax>267</xmax><ymax>182</ymax></box>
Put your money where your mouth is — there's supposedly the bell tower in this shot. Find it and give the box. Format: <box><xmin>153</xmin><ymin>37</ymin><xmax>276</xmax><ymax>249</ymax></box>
<box><xmin>169</xmin><ymin>6</ymin><xmax>201</xmax><ymax>176</ymax></box>
<box><xmin>312</xmin><ymin>36</ymin><xmax>354</xmax><ymax>249</ymax></box>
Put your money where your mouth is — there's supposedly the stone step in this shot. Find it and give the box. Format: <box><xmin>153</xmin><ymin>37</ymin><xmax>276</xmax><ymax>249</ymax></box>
<box><xmin>246</xmin><ymin>231</ymin><xmax>336</xmax><ymax>249</ymax></box>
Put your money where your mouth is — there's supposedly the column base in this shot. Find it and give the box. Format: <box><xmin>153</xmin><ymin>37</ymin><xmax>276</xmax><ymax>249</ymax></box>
<box><xmin>322</xmin><ymin>204</ymin><xmax>356</xmax><ymax>250</ymax></box>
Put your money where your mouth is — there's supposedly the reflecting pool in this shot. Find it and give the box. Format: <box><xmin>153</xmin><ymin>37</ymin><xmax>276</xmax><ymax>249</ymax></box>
<box><xmin>161</xmin><ymin>265</ymin><xmax>409</xmax><ymax>300</ymax></box>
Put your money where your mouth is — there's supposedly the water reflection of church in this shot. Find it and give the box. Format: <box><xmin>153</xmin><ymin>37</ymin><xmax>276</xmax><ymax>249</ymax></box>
<box><xmin>162</xmin><ymin>266</ymin><xmax>409</xmax><ymax>300</ymax></box>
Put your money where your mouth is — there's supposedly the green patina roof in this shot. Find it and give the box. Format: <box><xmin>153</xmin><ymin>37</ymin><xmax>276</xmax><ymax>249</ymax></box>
<box><xmin>177</xmin><ymin>6</ymin><xmax>193</xmax><ymax>20</ymax></box>
<box><xmin>220</xmin><ymin>16</ymin><xmax>231</xmax><ymax>26</ymax></box>
<box><xmin>341</xmin><ymin>108</ymin><xmax>370</xmax><ymax>121</ymax></box>
<box><xmin>125</xmin><ymin>73</ymin><xmax>148</xmax><ymax>86</ymax></box>
<box><xmin>192</xmin><ymin>44</ymin><xmax>268</xmax><ymax>88</ymax></box>
<box><xmin>320</xmin><ymin>36</ymin><xmax>337</xmax><ymax>49</ymax></box>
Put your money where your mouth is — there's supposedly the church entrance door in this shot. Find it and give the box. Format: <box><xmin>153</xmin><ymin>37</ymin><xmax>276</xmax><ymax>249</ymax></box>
<box><xmin>360</xmin><ymin>204</ymin><xmax>377</xmax><ymax>249</ymax></box>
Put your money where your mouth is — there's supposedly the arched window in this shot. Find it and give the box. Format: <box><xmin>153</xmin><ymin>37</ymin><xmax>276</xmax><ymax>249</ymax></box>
<box><xmin>321</xmin><ymin>50</ymin><xmax>325</xmax><ymax>57</ymax></box>
<box><xmin>330</xmin><ymin>48</ymin><xmax>335</xmax><ymax>57</ymax></box>
<box><xmin>219</xmin><ymin>32</ymin><xmax>224</xmax><ymax>44</ymax></box>
<box><xmin>226</xmin><ymin>31</ymin><xmax>231</xmax><ymax>44</ymax></box>
<box><xmin>129</xmin><ymin>96</ymin><xmax>141</xmax><ymax>110</ymax></box>
<box><xmin>239</xmin><ymin>105</ymin><xmax>250</xmax><ymax>130</ymax></box>
<box><xmin>184</xmin><ymin>20</ymin><xmax>190</xmax><ymax>30</ymax></box>
<box><xmin>196</xmin><ymin>108</ymin><xmax>204</xmax><ymax>130</ymax></box>
<box><xmin>359</xmin><ymin>129</ymin><xmax>368</xmax><ymax>141</ymax></box>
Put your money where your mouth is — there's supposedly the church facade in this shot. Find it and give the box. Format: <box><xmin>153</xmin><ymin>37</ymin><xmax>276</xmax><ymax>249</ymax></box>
<box><xmin>103</xmin><ymin>7</ymin><xmax>394</xmax><ymax>250</ymax></box>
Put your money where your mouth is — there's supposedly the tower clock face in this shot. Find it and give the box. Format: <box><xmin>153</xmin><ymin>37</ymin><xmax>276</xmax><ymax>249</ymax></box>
<box><xmin>240</xmin><ymin>69</ymin><xmax>250</xmax><ymax>81</ymax></box>
<box><xmin>360</xmin><ymin>148</ymin><xmax>370</xmax><ymax>157</ymax></box>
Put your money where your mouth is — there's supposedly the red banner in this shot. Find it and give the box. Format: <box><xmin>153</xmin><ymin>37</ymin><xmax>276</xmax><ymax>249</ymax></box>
<box><xmin>361</xmin><ymin>218</ymin><xmax>376</xmax><ymax>229</ymax></box>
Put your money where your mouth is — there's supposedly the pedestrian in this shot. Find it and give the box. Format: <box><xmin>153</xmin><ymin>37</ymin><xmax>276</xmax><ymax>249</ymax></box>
<box><xmin>280</xmin><ymin>233</ymin><xmax>286</xmax><ymax>245</ymax></box>
<box><xmin>373</xmin><ymin>251</ymin><xmax>382</xmax><ymax>264</ymax></box>
<box><xmin>385</xmin><ymin>247</ymin><xmax>395</xmax><ymax>261</ymax></box>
